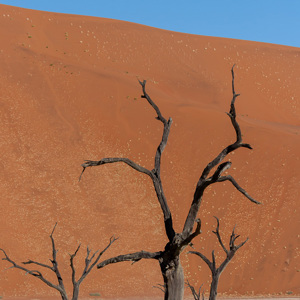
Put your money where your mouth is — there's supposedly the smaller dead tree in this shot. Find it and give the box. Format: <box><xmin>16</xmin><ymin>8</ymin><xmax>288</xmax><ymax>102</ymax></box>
<box><xmin>186</xmin><ymin>280</ymin><xmax>205</xmax><ymax>300</ymax></box>
<box><xmin>157</xmin><ymin>280</ymin><xmax>205</xmax><ymax>300</ymax></box>
<box><xmin>0</xmin><ymin>223</ymin><xmax>117</xmax><ymax>300</ymax></box>
<box><xmin>189</xmin><ymin>217</ymin><xmax>248</xmax><ymax>300</ymax></box>
<box><xmin>153</xmin><ymin>283</ymin><xmax>167</xmax><ymax>294</ymax></box>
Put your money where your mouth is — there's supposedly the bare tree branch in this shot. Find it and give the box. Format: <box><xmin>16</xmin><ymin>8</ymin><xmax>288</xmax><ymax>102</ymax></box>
<box><xmin>182</xmin><ymin>219</ymin><xmax>202</xmax><ymax>248</ymax></box>
<box><xmin>70</xmin><ymin>244</ymin><xmax>81</xmax><ymax>286</ymax></box>
<box><xmin>0</xmin><ymin>224</ymin><xmax>68</xmax><ymax>299</ymax></box>
<box><xmin>189</xmin><ymin>217</ymin><xmax>249</xmax><ymax>300</ymax></box>
<box><xmin>138</xmin><ymin>80</ymin><xmax>167</xmax><ymax>124</ymax></box>
<box><xmin>1</xmin><ymin>226</ymin><xmax>118</xmax><ymax>300</ymax></box>
<box><xmin>22</xmin><ymin>259</ymin><xmax>53</xmax><ymax>271</ymax></box>
<box><xmin>182</xmin><ymin>65</ymin><xmax>258</xmax><ymax>238</ymax></box>
<box><xmin>229</xmin><ymin>227</ymin><xmax>248</xmax><ymax>252</ymax></box>
<box><xmin>0</xmin><ymin>248</ymin><xmax>68</xmax><ymax>299</ymax></box>
<box><xmin>190</xmin><ymin>218</ymin><xmax>248</xmax><ymax>272</ymax></box>
<box><xmin>80</xmin><ymin>80</ymin><xmax>176</xmax><ymax>242</ymax></box>
<box><xmin>210</xmin><ymin>162</ymin><xmax>232</xmax><ymax>182</ymax></box>
<box><xmin>137</xmin><ymin>80</ymin><xmax>175</xmax><ymax>242</ymax></box>
<box><xmin>186</xmin><ymin>280</ymin><xmax>205</xmax><ymax>300</ymax></box>
<box><xmin>77</xmin><ymin>236</ymin><xmax>118</xmax><ymax>284</ymax></box>
<box><xmin>80</xmin><ymin>158</ymin><xmax>152</xmax><ymax>181</ymax></box>
<box><xmin>97</xmin><ymin>250</ymin><xmax>162</xmax><ymax>269</ymax></box>
<box><xmin>49</xmin><ymin>223</ymin><xmax>67</xmax><ymax>296</ymax></box>
<box><xmin>153</xmin><ymin>283</ymin><xmax>166</xmax><ymax>294</ymax></box>
<box><xmin>188</xmin><ymin>250</ymin><xmax>212</xmax><ymax>271</ymax></box>
<box><xmin>68</xmin><ymin>236</ymin><xmax>118</xmax><ymax>299</ymax></box>
<box><xmin>138</xmin><ymin>80</ymin><xmax>172</xmax><ymax>174</ymax></box>
<box><xmin>212</xmin><ymin>217</ymin><xmax>228</xmax><ymax>255</ymax></box>
<box><xmin>217</xmin><ymin>175</ymin><xmax>261</xmax><ymax>204</ymax></box>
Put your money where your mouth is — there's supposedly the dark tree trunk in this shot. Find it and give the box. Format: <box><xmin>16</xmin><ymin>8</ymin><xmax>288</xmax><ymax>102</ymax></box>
<box><xmin>59</xmin><ymin>291</ymin><xmax>68</xmax><ymax>300</ymax></box>
<box><xmin>72</xmin><ymin>283</ymin><xmax>79</xmax><ymax>300</ymax></box>
<box><xmin>209</xmin><ymin>273</ymin><xmax>220</xmax><ymax>300</ymax></box>
<box><xmin>160</xmin><ymin>256</ymin><xmax>184</xmax><ymax>300</ymax></box>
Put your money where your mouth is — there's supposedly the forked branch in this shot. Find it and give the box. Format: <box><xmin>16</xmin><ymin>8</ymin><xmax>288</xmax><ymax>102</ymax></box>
<box><xmin>186</xmin><ymin>280</ymin><xmax>205</xmax><ymax>300</ymax></box>
<box><xmin>1</xmin><ymin>224</ymin><xmax>68</xmax><ymax>299</ymax></box>
<box><xmin>189</xmin><ymin>217</ymin><xmax>248</xmax><ymax>273</ymax></box>
<box><xmin>138</xmin><ymin>80</ymin><xmax>172</xmax><ymax>174</ymax></box>
<box><xmin>70</xmin><ymin>235</ymin><xmax>118</xmax><ymax>286</ymax></box>
<box><xmin>0</xmin><ymin>225</ymin><xmax>118</xmax><ymax>300</ymax></box>
<box><xmin>80</xmin><ymin>80</ymin><xmax>175</xmax><ymax>242</ymax></box>
<box><xmin>211</xmin><ymin>217</ymin><xmax>227</xmax><ymax>254</ymax></box>
<box><xmin>182</xmin><ymin>65</ymin><xmax>259</xmax><ymax>238</ymax></box>
<box><xmin>199</xmin><ymin>65</ymin><xmax>252</xmax><ymax>181</ymax></box>
<box><xmin>189</xmin><ymin>217</ymin><xmax>248</xmax><ymax>300</ymax></box>
<box><xmin>182</xmin><ymin>219</ymin><xmax>202</xmax><ymax>248</ymax></box>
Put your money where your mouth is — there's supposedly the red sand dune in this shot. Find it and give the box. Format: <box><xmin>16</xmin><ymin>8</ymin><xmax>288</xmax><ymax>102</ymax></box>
<box><xmin>0</xmin><ymin>4</ymin><xmax>299</xmax><ymax>299</ymax></box>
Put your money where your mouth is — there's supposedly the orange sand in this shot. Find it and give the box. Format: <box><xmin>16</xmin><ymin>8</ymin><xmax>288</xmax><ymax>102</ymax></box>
<box><xmin>0</xmin><ymin>4</ymin><xmax>299</xmax><ymax>299</ymax></box>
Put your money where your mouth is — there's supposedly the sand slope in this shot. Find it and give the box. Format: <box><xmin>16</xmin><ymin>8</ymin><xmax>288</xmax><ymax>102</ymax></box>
<box><xmin>0</xmin><ymin>4</ymin><xmax>299</xmax><ymax>299</ymax></box>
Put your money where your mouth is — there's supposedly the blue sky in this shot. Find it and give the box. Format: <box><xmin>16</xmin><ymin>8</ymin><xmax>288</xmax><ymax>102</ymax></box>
<box><xmin>0</xmin><ymin>0</ymin><xmax>299</xmax><ymax>48</ymax></box>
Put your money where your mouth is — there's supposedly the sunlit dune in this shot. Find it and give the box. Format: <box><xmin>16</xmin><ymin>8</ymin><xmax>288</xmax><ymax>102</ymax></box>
<box><xmin>0</xmin><ymin>4</ymin><xmax>299</xmax><ymax>299</ymax></box>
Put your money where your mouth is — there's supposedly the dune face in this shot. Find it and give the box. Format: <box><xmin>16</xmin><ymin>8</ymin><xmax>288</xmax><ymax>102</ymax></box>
<box><xmin>0</xmin><ymin>4</ymin><xmax>299</xmax><ymax>299</ymax></box>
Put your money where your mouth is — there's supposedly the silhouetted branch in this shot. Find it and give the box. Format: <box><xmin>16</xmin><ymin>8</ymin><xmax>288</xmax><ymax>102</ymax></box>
<box><xmin>81</xmin><ymin>80</ymin><xmax>175</xmax><ymax>242</ymax></box>
<box><xmin>70</xmin><ymin>244</ymin><xmax>81</xmax><ymax>286</ymax></box>
<box><xmin>189</xmin><ymin>250</ymin><xmax>212</xmax><ymax>271</ymax></box>
<box><xmin>1</xmin><ymin>224</ymin><xmax>68</xmax><ymax>298</ymax></box>
<box><xmin>182</xmin><ymin>65</ymin><xmax>258</xmax><ymax>238</ymax></box>
<box><xmin>77</xmin><ymin>236</ymin><xmax>118</xmax><ymax>284</ymax></box>
<box><xmin>139</xmin><ymin>79</ymin><xmax>167</xmax><ymax>123</ymax></box>
<box><xmin>217</xmin><ymin>175</ymin><xmax>261</xmax><ymax>204</ymax></box>
<box><xmin>182</xmin><ymin>219</ymin><xmax>202</xmax><ymax>248</ymax></box>
<box><xmin>153</xmin><ymin>283</ymin><xmax>166</xmax><ymax>293</ymax></box>
<box><xmin>80</xmin><ymin>157</ymin><xmax>152</xmax><ymax>181</ymax></box>
<box><xmin>189</xmin><ymin>217</ymin><xmax>249</xmax><ymax>300</ymax></box>
<box><xmin>212</xmin><ymin>216</ymin><xmax>228</xmax><ymax>254</ymax></box>
<box><xmin>22</xmin><ymin>259</ymin><xmax>53</xmax><ymax>271</ymax></box>
<box><xmin>229</xmin><ymin>226</ymin><xmax>248</xmax><ymax>252</ymax></box>
<box><xmin>97</xmin><ymin>250</ymin><xmax>162</xmax><ymax>269</ymax></box>
<box><xmin>0</xmin><ymin>226</ymin><xmax>118</xmax><ymax>300</ymax></box>
<box><xmin>186</xmin><ymin>280</ymin><xmax>205</xmax><ymax>300</ymax></box>
<box><xmin>69</xmin><ymin>235</ymin><xmax>118</xmax><ymax>299</ymax></box>
<box><xmin>0</xmin><ymin>228</ymin><xmax>68</xmax><ymax>300</ymax></box>
<box><xmin>48</xmin><ymin>223</ymin><xmax>67</xmax><ymax>297</ymax></box>
<box><xmin>210</xmin><ymin>162</ymin><xmax>232</xmax><ymax>182</ymax></box>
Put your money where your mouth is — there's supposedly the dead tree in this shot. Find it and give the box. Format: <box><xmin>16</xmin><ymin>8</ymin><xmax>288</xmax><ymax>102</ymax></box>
<box><xmin>157</xmin><ymin>280</ymin><xmax>205</xmax><ymax>300</ymax></box>
<box><xmin>186</xmin><ymin>280</ymin><xmax>205</xmax><ymax>300</ymax></box>
<box><xmin>153</xmin><ymin>283</ymin><xmax>167</xmax><ymax>294</ymax></box>
<box><xmin>80</xmin><ymin>66</ymin><xmax>260</xmax><ymax>300</ymax></box>
<box><xmin>189</xmin><ymin>217</ymin><xmax>248</xmax><ymax>300</ymax></box>
<box><xmin>0</xmin><ymin>224</ymin><xmax>117</xmax><ymax>300</ymax></box>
